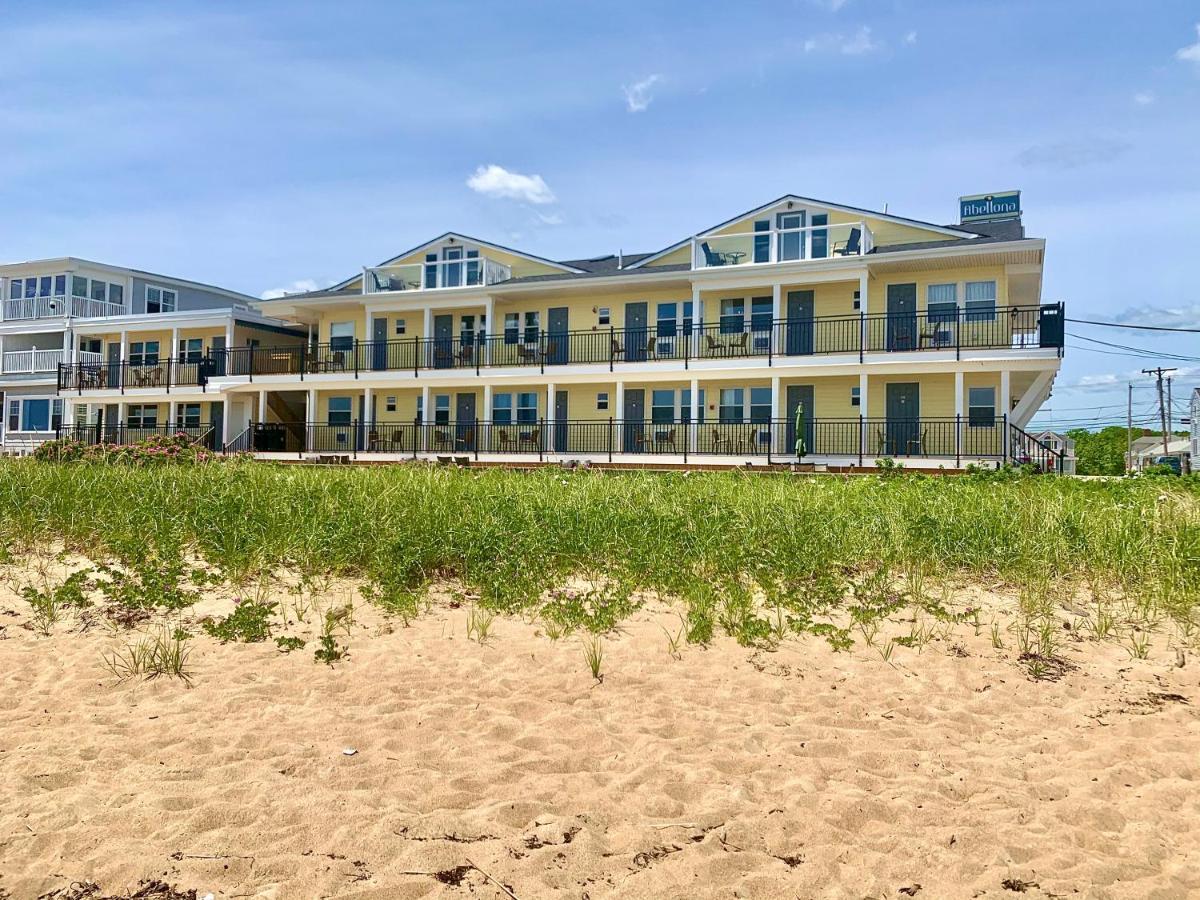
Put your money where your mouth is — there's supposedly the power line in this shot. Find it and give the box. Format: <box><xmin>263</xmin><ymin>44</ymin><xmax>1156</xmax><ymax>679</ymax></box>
<box><xmin>1067</xmin><ymin>317</ymin><xmax>1200</xmax><ymax>333</ymax></box>
<box><xmin>1066</xmin><ymin>332</ymin><xmax>1200</xmax><ymax>362</ymax></box>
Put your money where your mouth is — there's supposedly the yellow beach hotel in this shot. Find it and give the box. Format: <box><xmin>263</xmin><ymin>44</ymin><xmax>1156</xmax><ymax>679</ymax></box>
<box><xmin>54</xmin><ymin>192</ymin><xmax>1066</xmax><ymax>470</ymax></box>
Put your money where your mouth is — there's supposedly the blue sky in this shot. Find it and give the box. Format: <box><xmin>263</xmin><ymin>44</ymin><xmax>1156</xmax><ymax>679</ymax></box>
<box><xmin>2</xmin><ymin>1</ymin><xmax>1198</xmax><ymax>431</ymax></box>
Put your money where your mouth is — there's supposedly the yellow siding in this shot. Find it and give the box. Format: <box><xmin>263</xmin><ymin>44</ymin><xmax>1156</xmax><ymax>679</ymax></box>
<box><xmin>871</xmin><ymin>265</ymin><xmax>1009</xmax><ymax>315</ymax></box>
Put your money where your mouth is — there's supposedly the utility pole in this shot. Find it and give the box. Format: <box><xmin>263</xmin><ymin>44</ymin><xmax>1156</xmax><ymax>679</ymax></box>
<box><xmin>1126</xmin><ymin>383</ymin><xmax>1132</xmax><ymax>474</ymax></box>
<box><xmin>1167</xmin><ymin>376</ymin><xmax>1173</xmax><ymax>436</ymax></box>
<box><xmin>1142</xmin><ymin>367</ymin><xmax>1176</xmax><ymax>459</ymax></box>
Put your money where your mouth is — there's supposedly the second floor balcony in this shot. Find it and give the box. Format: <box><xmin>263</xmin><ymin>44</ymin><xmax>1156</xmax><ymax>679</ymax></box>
<box><xmin>2</xmin><ymin>348</ymin><xmax>65</xmax><ymax>374</ymax></box>
<box><xmin>4</xmin><ymin>293</ymin><xmax>126</xmax><ymax>321</ymax></box>
<box><xmin>364</xmin><ymin>256</ymin><xmax>512</xmax><ymax>294</ymax></box>
<box><xmin>692</xmin><ymin>221</ymin><xmax>874</xmax><ymax>269</ymax></box>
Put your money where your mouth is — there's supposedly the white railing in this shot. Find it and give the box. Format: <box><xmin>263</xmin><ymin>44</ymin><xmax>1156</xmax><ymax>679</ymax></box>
<box><xmin>363</xmin><ymin>256</ymin><xmax>513</xmax><ymax>294</ymax></box>
<box><xmin>2</xmin><ymin>348</ymin><xmax>64</xmax><ymax>374</ymax></box>
<box><xmin>78</xmin><ymin>350</ymin><xmax>103</xmax><ymax>365</ymax></box>
<box><xmin>691</xmin><ymin>221</ymin><xmax>874</xmax><ymax>269</ymax></box>
<box><xmin>3</xmin><ymin>294</ymin><xmax>127</xmax><ymax>321</ymax></box>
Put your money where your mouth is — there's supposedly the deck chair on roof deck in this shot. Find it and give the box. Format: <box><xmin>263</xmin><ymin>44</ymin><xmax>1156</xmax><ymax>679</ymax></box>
<box><xmin>700</xmin><ymin>242</ymin><xmax>727</xmax><ymax>266</ymax></box>
<box><xmin>832</xmin><ymin>227</ymin><xmax>862</xmax><ymax>257</ymax></box>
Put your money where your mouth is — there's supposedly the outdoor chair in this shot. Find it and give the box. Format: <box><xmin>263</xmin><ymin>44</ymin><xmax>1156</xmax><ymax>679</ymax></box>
<box><xmin>730</xmin><ymin>332</ymin><xmax>749</xmax><ymax>354</ymax></box>
<box><xmin>498</xmin><ymin>428</ymin><xmax>518</xmax><ymax>452</ymax></box>
<box><xmin>705</xmin><ymin>334</ymin><xmax>725</xmax><ymax>356</ymax></box>
<box><xmin>543</xmin><ymin>340</ymin><xmax>559</xmax><ymax>362</ymax></box>
<box><xmin>711</xmin><ymin>428</ymin><xmax>733</xmax><ymax>454</ymax></box>
<box><xmin>700</xmin><ymin>241</ymin><xmax>726</xmax><ymax>266</ymax></box>
<box><xmin>657</xmin><ymin>427</ymin><xmax>677</xmax><ymax>452</ymax></box>
<box><xmin>327</xmin><ymin>350</ymin><xmax>347</xmax><ymax>371</ymax></box>
<box><xmin>516</xmin><ymin>345</ymin><xmax>537</xmax><ymax>364</ymax></box>
<box><xmin>645</xmin><ymin>336</ymin><xmax>657</xmax><ymax>356</ymax></box>
<box><xmin>367</xmin><ymin>429</ymin><xmax>380</xmax><ymax>451</ymax></box>
<box><xmin>906</xmin><ymin>428</ymin><xmax>928</xmax><ymax>456</ymax></box>
<box><xmin>877</xmin><ymin>428</ymin><xmax>888</xmax><ymax>455</ymax></box>
<box><xmin>611</xmin><ymin>338</ymin><xmax>625</xmax><ymax>360</ymax></box>
<box><xmin>832</xmin><ymin>227</ymin><xmax>862</xmax><ymax>256</ymax></box>
<box><xmin>455</xmin><ymin>428</ymin><xmax>475</xmax><ymax>450</ymax></box>
<box><xmin>519</xmin><ymin>427</ymin><xmax>541</xmax><ymax>451</ymax></box>
<box><xmin>433</xmin><ymin>429</ymin><xmax>454</xmax><ymax>451</ymax></box>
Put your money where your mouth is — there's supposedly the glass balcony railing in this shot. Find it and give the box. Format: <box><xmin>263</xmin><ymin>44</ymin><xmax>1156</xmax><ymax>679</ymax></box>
<box><xmin>364</xmin><ymin>256</ymin><xmax>512</xmax><ymax>293</ymax></box>
<box><xmin>692</xmin><ymin>222</ymin><xmax>873</xmax><ymax>269</ymax></box>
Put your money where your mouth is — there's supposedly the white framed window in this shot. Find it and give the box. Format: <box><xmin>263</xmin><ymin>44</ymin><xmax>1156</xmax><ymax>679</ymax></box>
<box><xmin>718</xmin><ymin>386</ymin><xmax>772</xmax><ymax>423</ymax></box>
<box><xmin>523</xmin><ymin>311</ymin><xmax>540</xmax><ymax>344</ymax></box>
<box><xmin>176</xmin><ymin>403</ymin><xmax>202</xmax><ymax>428</ymax></box>
<box><xmin>145</xmin><ymin>285</ymin><xmax>177</xmax><ymax>314</ymax></box>
<box><xmin>394</xmin><ymin>319</ymin><xmax>406</xmax><ymax>335</ymax></box>
<box><xmin>504</xmin><ymin>312</ymin><xmax>520</xmax><ymax>344</ymax></box>
<box><xmin>385</xmin><ymin>396</ymin><xmax>397</xmax><ymax>412</ymax></box>
<box><xmin>329</xmin><ymin>321</ymin><xmax>354</xmax><ymax>350</ymax></box>
<box><xmin>434</xmin><ymin>394</ymin><xmax>451</xmax><ymax>425</ymax></box>
<box><xmin>416</xmin><ymin>394</ymin><xmax>424</xmax><ymax>423</ymax></box>
<box><xmin>328</xmin><ymin>396</ymin><xmax>353</xmax><ymax>426</ymax></box>
<box><xmin>492</xmin><ymin>392</ymin><xmax>513</xmax><ymax>424</ymax></box>
<box><xmin>851</xmin><ymin>386</ymin><xmax>861</xmax><ymax>407</ymax></box>
<box><xmin>129</xmin><ymin>341</ymin><xmax>160</xmax><ymax>366</ymax></box>
<box><xmin>968</xmin><ymin>387</ymin><xmax>996</xmax><ymax>427</ymax></box>
<box><xmin>516</xmin><ymin>391</ymin><xmax>538</xmax><ymax>424</ymax></box>
<box><xmin>927</xmin><ymin>283</ymin><xmax>958</xmax><ymax>319</ymax></box>
<box><xmin>177</xmin><ymin>338</ymin><xmax>203</xmax><ymax>362</ymax></box>
<box><xmin>965</xmin><ymin>281</ymin><xmax>997</xmax><ymax>322</ymax></box>
<box><xmin>127</xmin><ymin>404</ymin><xmax>158</xmax><ymax>427</ymax></box>
<box><xmin>852</xmin><ymin>289</ymin><xmax>861</xmax><ymax>311</ymax></box>
<box><xmin>7</xmin><ymin>399</ymin><xmax>18</xmax><ymax>432</ymax></box>
<box><xmin>596</xmin><ymin>391</ymin><xmax>609</xmax><ymax>411</ymax></box>
<box><xmin>72</xmin><ymin>275</ymin><xmax>88</xmax><ymax>298</ymax></box>
<box><xmin>597</xmin><ymin>307</ymin><xmax>611</xmax><ymax>326</ymax></box>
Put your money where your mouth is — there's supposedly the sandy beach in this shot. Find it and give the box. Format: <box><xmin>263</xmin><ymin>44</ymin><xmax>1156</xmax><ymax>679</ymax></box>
<box><xmin>1</xmin><ymin>566</ymin><xmax>1197</xmax><ymax>900</ymax></box>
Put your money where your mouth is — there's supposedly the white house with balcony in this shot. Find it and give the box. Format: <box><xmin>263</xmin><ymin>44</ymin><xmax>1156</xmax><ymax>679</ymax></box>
<box><xmin>0</xmin><ymin>257</ymin><xmax>263</xmax><ymax>451</ymax></box>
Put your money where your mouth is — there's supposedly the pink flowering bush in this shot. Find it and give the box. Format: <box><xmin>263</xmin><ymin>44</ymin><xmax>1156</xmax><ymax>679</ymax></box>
<box><xmin>33</xmin><ymin>432</ymin><xmax>221</xmax><ymax>465</ymax></box>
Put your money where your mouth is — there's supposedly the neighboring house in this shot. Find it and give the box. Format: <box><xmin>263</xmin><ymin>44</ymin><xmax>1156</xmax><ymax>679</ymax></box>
<box><xmin>0</xmin><ymin>258</ymin><xmax>301</xmax><ymax>452</ymax></box>
<box><xmin>1031</xmin><ymin>430</ymin><xmax>1076</xmax><ymax>475</ymax></box>
<box><xmin>1126</xmin><ymin>435</ymin><xmax>1165</xmax><ymax>472</ymax></box>
<box><xmin>1134</xmin><ymin>438</ymin><xmax>1191</xmax><ymax>473</ymax></box>
<box><xmin>55</xmin><ymin>191</ymin><xmax>1067</xmax><ymax>469</ymax></box>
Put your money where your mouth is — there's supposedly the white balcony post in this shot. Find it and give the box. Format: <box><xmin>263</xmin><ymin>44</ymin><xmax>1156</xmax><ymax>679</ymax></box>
<box><xmin>859</xmin><ymin>372</ymin><xmax>869</xmax><ymax>457</ymax></box>
<box><xmin>221</xmin><ymin>396</ymin><xmax>231</xmax><ymax>447</ymax></box>
<box><xmin>423</xmin><ymin>307</ymin><xmax>433</xmax><ymax>341</ymax></box>
<box><xmin>117</xmin><ymin>401</ymin><xmax>126</xmax><ymax>427</ymax></box>
<box><xmin>224</xmin><ymin>319</ymin><xmax>234</xmax><ymax>354</ymax></box>
<box><xmin>1000</xmin><ymin>369</ymin><xmax>1011</xmax><ymax>418</ymax></box>
<box><xmin>0</xmin><ymin>335</ymin><xmax>5</xmax><ymax>372</ymax></box>
<box><xmin>119</xmin><ymin>330</ymin><xmax>128</xmax><ymax>364</ymax></box>
<box><xmin>307</xmin><ymin>388</ymin><xmax>317</xmax><ymax>424</ymax></box>
<box><xmin>858</xmin><ymin>271</ymin><xmax>869</xmax><ymax>352</ymax></box>
<box><xmin>615</xmin><ymin>381</ymin><xmax>625</xmax><ymax>452</ymax></box>
<box><xmin>258</xmin><ymin>389</ymin><xmax>267</xmax><ymax>423</ymax></box>
<box><xmin>483</xmin><ymin>383</ymin><xmax>492</xmax><ymax>426</ymax></box>
<box><xmin>484</xmin><ymin>296</ymin><xmax>495</xmax><ymax>366</ymax></box>
<box><xmin>361</xmin><ymin>267</ymin><xmax>369</xmax><ymax>295</ymax></box>
<box><xmin>689</xmin><ymin>378</ymin><xmax>699</xmax><ymax>453</ymax></box>
<box><xmin>954</xmin><ymin>371</ymin><xmax>965</xmax><ymax>456</ymax></box>
<box><xmin>546</xmin><ymin>382</ymin><xmax>556</xmax><ymax>449</ymax></box>
<box><xmin>168</xmin><ymin>400</ymin><xmax>178</xmax><ymax>429</ymax></box>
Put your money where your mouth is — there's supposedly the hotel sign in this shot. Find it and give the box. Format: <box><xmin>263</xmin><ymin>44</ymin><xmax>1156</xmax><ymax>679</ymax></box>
<box><xmin>959</xmin><ymin>191</ymin><xmax>1021</xmax><ymax>224</ymax></box>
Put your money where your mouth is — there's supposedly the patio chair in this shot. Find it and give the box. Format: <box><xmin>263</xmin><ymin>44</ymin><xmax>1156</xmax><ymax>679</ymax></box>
<box><xmin>516</xmin><ymin>345</ymin><xmax>537</xmax><ymax>364</ymax></box>
<box><xmin>327</xmin><ymin>350</ymin><xmax>347</xmax><ymax>371</ymax></box>
<box><xmin>700</xmin><ymin>242</ymin><xmax>726</xmax><ymax>266</ymax></box>
<box><xmin>433</xmin><ymin>345</ymin><xmax>453</xmax><ymax>367</ymax></box>
<box><xmin>498</xmin><ymin>428</ymin><xmax>518</xmax><ymax>452</ymax></box>
<box><xmin>711</xmin><ymin>428</ymin><xmax>733</xmax><ymax>454</ymax></box>
<box><xmin>705</xmin><ymin>334</ymin><xmax>725</xmax><ymax>356</ymax></box>
<box><xmin>645</xmin><ymin>336</ymin><xmax>657</xmax><ymax>356</ymax></box>
<box><xmin>543</xmin><ymin>340</ymin><xmax>559</xmax><ymax>362</ymax></box>
<box><xmin>906</xmin><ymin>428</ymin><xmax>927</xmax><ymax>456</ymax></box>
<box><xmin>920</xmin><ymin>322</ymin><xmax>950</xmax><ymax>347</ymax></box>
<box><xmin>519</xmin><ymin>427</ymin><xmax>541</xmax><ymax>451</ymax></box>
<box><xmin>433</xmin><ymin>429</ymin><xmax>454</xmax><ymax>451</ymax></box>
<box><xmin>658</xmin><ymin>427</ymin><xmax>677</xmax><ymax>452</ymax></box>
<box><xmin>877</xmin><ymin>428</ymin><xmax>888</xmax><ymax>455</ymax></box>
<box><xmin>832</xmin><ymin>227</ymin><xmax>862</xmax><ymax>257</ymax></box>
<box><xmin>455</xmin><ymin>428</ymin><xmax>475</xmax><ymax>450</ymax></box>
<box><xmin>729</xmin><ymin>332</ymin><xmax>749</xmax><ymax>355</ymax></box>
<box><xmin>610</xmin><ymin>338</ymin><xmax>626</xmax><ymax>360</ymax></box>
<box><xmin>389</xmin><ymin>429</ymin><xmax>405</xmax><ymax>452</ymax></box>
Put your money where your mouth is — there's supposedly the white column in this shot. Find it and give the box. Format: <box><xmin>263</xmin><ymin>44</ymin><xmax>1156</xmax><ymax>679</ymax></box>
<box><xmin>859</xmin><ymin>372</ymin><xmax>869</xmax><ymax>457</ymax></box>
<box><xmin>307</xmin><ymin>388</ymin><xmax>317</xmax><ymax>423</ymax></box>
<box><xmin>221</xmin><ymin>396</ymin><xmax>231</xmax><ymax>447</ymax></box>
<box><xmin>171</xmin><ymin>326</ymin><xmax>179</xmax><ymax>359</ymax></box>
<box><xmin>771</xmin><ymin>284</ymin><xmax>781</xmax><ymax>321</ymax></box>
<box><xmin>420</xmin><ymin>384</ymin><xmax>430</xmax><ymax>452</ymax></box>
<box><xmin>117</xmin><ymin>400</ymin><xmax>126</xmax><ymax>426</ymax></box>
<box><xmin>258</xmin><ymin>389</ymin><xmax>267</xmax><ymax>423</ymax></box>
<box><xmin>689</xmin><ymin>377</ymin><xmax>699</xmax><ymax>453</ymax></box>
<box><xmin>999</xmin><ymin>369</ymin><xmax>1011</xmax><ymax>420</ymax></box>
<box><xmin>423</xmin><ymin>307</ymin><xmax>433</xmax><ymax>340</ymax></box>
<box><xmin>954</xmin><ymin>371</ymin><xmax>965</xmax><ymax>419</ymax></box>
<box><xmin>364</xmin><ymin>386</ymin><xmax>373</xmax><ymax>430</ymax></box>
<box><xmin>858</xmin><ymin>270</ymin><xmax>870</xmax><ymax>353</ymax></box>
<box><xmin>483</xmin><ymin>383</ymin><xmax>492</xmax><ymax>424</ymax></box>
<box><xmin>224</xmin><ymin>319</ymin><xmax>234</xmax><ymax>352</ymax></box>
<box><xmin>119</xmin><ymin>330</ymin><xmax>128</xmax><ymax>363</ymax></box>
<box><xmin>484</xmin><ymin>296</ymin><xmax>495</xmax><ymax>367</ymax></box>
<box><xmin>546</xmin><ymin>382</ymin><xmax>556</xmax><ymax>432</ymax></box>
<box><xmin>0</xmin><ymin>335</ymin><xmax>5</xmax><ymax>372</ymax></box>
<box><xmin>614</xmin><ymin>381</ymin><xmax>625</xmax><ymax>456</ymax></box>
<box><xmin>168</xmin><ymin>400</ymin><xmax>178</xmax><ymax>428</ymax></box>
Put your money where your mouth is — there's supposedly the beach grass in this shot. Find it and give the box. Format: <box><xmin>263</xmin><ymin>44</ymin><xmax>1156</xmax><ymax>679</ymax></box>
<box><xmin>1</xmin><ymin>460</ymin><xmax>1197</xmax><ymax>645</ymax></box>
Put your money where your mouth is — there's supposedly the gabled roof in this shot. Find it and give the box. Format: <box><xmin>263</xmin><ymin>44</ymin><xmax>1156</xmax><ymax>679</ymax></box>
<box><xmin>626</xmin><ymin>194</ymin><xmax>983</xmax><ymax>270</ymax></box>
<box><xmin>328</xmin><ymin>232</ymin><xmax>585</xmax><ymax>291</ymax></box>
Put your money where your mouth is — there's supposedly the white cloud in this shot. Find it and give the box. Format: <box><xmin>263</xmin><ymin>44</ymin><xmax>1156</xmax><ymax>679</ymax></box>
<box><xmin>803</xmin><ymin>27</ymin><xmax>881</xmax><ymax>56</ymax></box>
<box><xmin>1176</xmin><ymin>23</ymin><xmax>1200</xmax><ymax>66</ymax></box>
<box><xmin>622</xmin><ymin>74</ymin><xmax>661</xmax><ymax>113</ymax></box>
<box><xmin>1114</xmin><ymin>303</ymin><xmax>1200</xmax><ymax>330</ymax></box>
<box><xmin>1059</xmin><ymin>366</ymin><xmax>1200</xmax><ymax>392</ymax></box>
<box><xmin>904</xmin><ymin>30</ymin><xmax>918</xmax><ymax>45</ymax></box>
<box><xmin>260</xmin><ymin>278</ymin><xmax>319</xmax><ymax>300</ymax></box>
<box><xmin>466</xmin><ymin>164</ymin><xmax>556</xmax><ymax>204</ymax></box>
<box><xmin>1133</xmin><ymin>90</ymin><xmax>1156</xmax><ymax>105</ymax></box>
<box><xmin>535</xmin><ymin>211</ymin><xmax>563</xmax><ymax>226</ymax></box>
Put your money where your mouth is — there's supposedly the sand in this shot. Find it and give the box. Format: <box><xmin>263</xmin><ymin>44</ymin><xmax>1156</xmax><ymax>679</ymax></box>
<box><xmin>1</xmin><ymin>565</ymin><xmax>1198</xmax><ymax>900</ymax></box>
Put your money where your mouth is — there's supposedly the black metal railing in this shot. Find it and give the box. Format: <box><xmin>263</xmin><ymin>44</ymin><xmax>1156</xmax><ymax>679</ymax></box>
<box><xmin>237</xmin><ymin>416</ymin><xmax>1036</xmax><ymax>467</ymax></box>
<box><xmin>55</xmin><ymin>422</ymin><xmax>218</xmax><ymax>449</ymax></box>
<box><xmin>61</xmin><ymin>304</ymin><xmax>1064</xmax><ymax>389</ymax></box>
<box><xmin>1008</xmin><ymin>423</ymin><xmax>1065</xmax><ymax>473</ymax></box>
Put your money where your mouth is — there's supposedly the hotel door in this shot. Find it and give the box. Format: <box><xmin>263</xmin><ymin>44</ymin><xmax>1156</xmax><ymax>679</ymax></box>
<box><xmin>886</xmin><ymin>284</ymin><xmax>917</xmax><ymax>351</ymax></box>
<box><xmin>885</xmin><ymin>382</ymin><xmax>919</xmax><ymax>456</ymax></box>
<box><xmin>785</xmin><ymin>290</ymin><xmax>814</xmax><ymax>356</ymax></box>
<box><xmin>623</xmin><ymin>388</ymin><xmax>645</xmax><ymax>452</ymax></box>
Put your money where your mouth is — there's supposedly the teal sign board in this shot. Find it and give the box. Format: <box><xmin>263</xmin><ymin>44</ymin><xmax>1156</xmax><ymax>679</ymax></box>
<box><xmin>959</xmin><ymin>191</ymin><xmax>1021</xmax><ymax>223</ymax></box>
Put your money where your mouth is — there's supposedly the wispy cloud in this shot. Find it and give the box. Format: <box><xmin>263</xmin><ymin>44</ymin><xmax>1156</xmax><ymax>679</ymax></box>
<box><xmin>535</xmin><ymin>211</ymin><xmax>564</xmax><ymax>226</ymax></box>
<box><xmin>466</xmin><ymin>164</ymin><xmax>556</xmax><ymax>204</ymax></box>
<box><xmin>1016</xmin><ymin>137</ymin><xmax>1131</xmax><ymax>170</ymax></box>
<box><xmin>1176</xmin><ymin>23</ymin><xmax>1200</xmax><ymax>66</ymax></box>
<box><xmin>1058</xmin><ymin>366</ymin><xmax>1200</xmax><ymax>392</ymax></box>
<box><xmin>261</xmin><ymin>278</ymin><xmax>319</xmax><ymax>300</ymax></box>
<box><xmin>622</xmin><ymin>74</ymin><xmax>661</xmax><ymax>113</ymax></box>
<box><xmin>1133</xmin><ymin>90</ymin><xmax>1156</xmax><ymax>105</ymax></box>
<box><xmin>1114</xmin><ymin>303</ymin><xmax>1200</xmax><ymax>330</ymax></box>
<box><xmin>903</xmin><ymin>30</ymin><xmax>918</xmax><ymax>45</ymax></box>
<box><xmin>803</xmin><ymin>26</ymin><xmax>880</xmax><ymax>55</ymax></box>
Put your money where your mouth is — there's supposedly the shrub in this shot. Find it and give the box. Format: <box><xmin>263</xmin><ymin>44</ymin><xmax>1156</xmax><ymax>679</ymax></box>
<box><xmin>202</xmin><ymin>598</ymin><xmax>277</xmax><ymax>643</ymax></box>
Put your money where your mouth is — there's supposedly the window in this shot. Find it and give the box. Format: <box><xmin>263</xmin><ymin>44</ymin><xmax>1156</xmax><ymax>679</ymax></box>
<box><xmin>145</xmin><ymin>285</ymin><xmax>177</xmax><ymax>313</ymax></box>
<box><xmin>127</xmin><ymin>404</ymin><xmax>158</xmax><ymax>428</ymax></box>
<box><xmin>749</xmin><ymin>387</ymin><xmax>772</xmax><ymax>423</ymax></box>
<box><xmin>656</xmin><ymin>302</ymin><xmax>678</xmax><ymax>348</ymax></box>
<box><xmin>965</xmin><ymin>281</ymin><xmax>997</xmax><ymax>322</ymax></box>
<box><xmin>74</xmin><ymin>404</ymin><xmax>87</xmax><ymax>424</ymax></box>
<box><xmin>927</xmin><ymin>283</ymin><xmax>958</xmax><ymax>320</ymax></box>
<box><xmin>328</xmin><ymin>396</ymin><xmax>353</xmax><ymax>426</ymax></box>
<box><xmin>178</xmin><ymin>338</ymin><xmax>203</xmax><ymax>362</ymax></box>
<box><xmin>968</xmin><ymin>387</ymin><xmax>996</xmax><ymax>427</ymax></box>
<box><xmin>460</xmin><ymin>314</ymin><xmax>476</xmax><ymax>345</ymax></box>
<box><xmin>523</xmin><ymin>311</ymin><xmax>540</xmax><ymax>344</ymax></box>
<box><xmin>394</xmin><ymin>319</ymin><xmax>406</xmax><ymax>336</ymax></box>
<box><xmin>52</xmin><ymin>399</ymin><xmax>63</xmax><ymax>430</ymax></box>
<box><xmin>386</xmin><ymin>396</ymin><xmax>397</xmax><ymax>413</ymax></box>
<box><xmin>597</xmin><ymin>307</ymin><xmax>611</xmax><ymax>326</ymax></box>
<box><xmin>23</xmin><ymin>279</ymin><xmax>36</xmax><ymax>299</ymax></box>
<box><xmin>492</xmin><ymin>392</ymin><xmax>513</xmax><ymax>425</ymax></box>
<box><xmin>753</xmin><ymin>219</ymin><xmax>771</xmax><ymax>263</ymax></box>
<box><xmin>853</xmin><ymin>290</ymin><xmax>861</xmax><ymax>311</ymax></box>
<box><xmin>851</xmin><ymin>386</ymin><xmax>861</xmax><ymax>407</ymax></box>
<box><xmin>329</xmin><ymin>321</ymin><xmax>354</xmax><ymax>351</ymax></box>
<box><xmin>811</xmin><ymin>213</ymin><xmax>829</xmax><ymax>259</ymax></box>
<box><xmin>504</xmin><ymin>312</ymin><xmax>520</xmax><ymax>344</ymax></box>
<box><xmin>129</xmin><ymin>341</ymin><xmax>160</xmax><ymax>367</ymax></box>
<box><xmin>91</xmin><ymin>280</ymin><xmax>107</xmax><ymax>302</ymax></box>
<box><xmin>750</xmin><ymin>296</ymin><xmax>772</xmax><ymax>351</ymax></box>
<box><xmin>596</xmin><ymin>391</ymin><xmax>609</xmax><ymax>411</ymax></box>
<box><xmin>681</xmin><ymin>388</ymin><xmax>704</xmax><ymax>424</ymax></box>
<box><xmin>7</xmin><ymin>400</ymin><xmax>17</xmax><ymax>432</ymax></box>
<box><xmin>720</xmin><ymin>298</ymin><xmax>744</xmax><ymax>334</ymax></box>
<box><xmin>777</xmin><ymin>211</ymin><xmax>805</xmax><ymax>261</ymax></box>
<box><xmin>72</xmin><ymin>276</ymin><xmax>87</xmax><ymax>298</ymax></box>
<box><xmin>38</xmin><ymin>276</ymin><xmax>52</xmax><ymax>297</ymax></box>
<box><xmin>108</xmin><ymin>283</ymin><xmax>124</xmax><ymax>306</ymax></box>
<box><xmin>54</xmin><ymin>274</ymin><xmax>66</xmax><ymax>296</ymax></box>
<box><xmin>719</xmin><ymin>388</ymin><xmax>744</xmax><ymax>423</ymax></box>
<box><xmin>176</xmin><ymin>403</ymin><xmax>202</xmax><ymax>428</ymax></box>
<box><xmin>434</xmin><ymin>394</ymin><xmax>450</xmax><ymax>425</ymax></box>
<box><xmin>651</xmin><ymin>389</ymin><xmax>676</xmax><ymax>425</ymax></box>
<box><xmin>8</xmin><ymin>279</ymin><xmax>20</xmax><ymax>300</ymax></box>
<box><xmin>516</xmin><ymin>392</ymin><xmax>538</xmax><ymax>424</ymax></box>
<box><xmin>416</xmin><ymin>394</ymin><xmax>424</xmax><ymax>423</ymax></box>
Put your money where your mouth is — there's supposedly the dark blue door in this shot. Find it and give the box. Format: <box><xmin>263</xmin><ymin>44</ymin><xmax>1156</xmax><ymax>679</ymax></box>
<box><xmin>785</xmin><ymin>385</ymin><xmax>815</xmax><ymax>457</ymax></box>
<box><xmin>455</xmin><ymin>393</ymin><xmax>476</xmax><ymax>450</ymax></box>
<box><xmin>623</xmin><ymin>388</ymin><xmax>644</xmax><ymax>453</ymax></box>
<box><xmin>372</xmin><ymin>317</ymin><xmax>388</xmax><ymax>370</ymax></box>
<box><xmin>554</xmin><ymin>390</ymin><xmax>568</xmax><ymax>451</ymax></box>
<box><xmin>548</xmin><ymin>307</ymin><xmax>568</xmax><ymax>365</ymax></box>
<box><xmin>625</xmin><ymin>302</ymin><xmax>647</xmax><ymax>361</ymax></box>
<box><xmin>886</xmin><ymin>284</ymin><xmax>917</xmax><ymax>351</ymax></box>
<box><xmin>885</xmin><ymin>382</ymin><xmax>919</xmax><ymax>456</ymax></box>
<box><xmin>433</xmin><ymin>315</ymin><xmax>453</xmax><ymax>368</ymax></box>
<box><xmin>785</xmin><ymin>290</ymin><xmax>814</xmax><ymax>356</ymax></box>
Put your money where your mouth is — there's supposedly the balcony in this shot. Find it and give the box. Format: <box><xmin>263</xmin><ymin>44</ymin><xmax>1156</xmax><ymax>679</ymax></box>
<box><xmin>3</xmin><ymin>294</ymin><xmax>127</xmax><ymax>321</ymax></box>
<box><xmin>58</xmin><ymin>357</ymin><xmax>220</xmax><ymax>392</ymax></box>
<box><xmin>2</xmin><ymin>348</ymin><xmax>64</xmax><ymax>374</ymax></box>
<box><xmin>227</xmin><ymin>417</ymin><xmax>1064</xmax><ymax>472</ymax></box>
<box><xmin>57</xmin><ymin>422</ymin><xmax>218</xmax><ymax>448</ymax></box>
<box><xmin>363</xmin><ymin>256</ymin><xmax>512</xmax><ymax>294</ymax></box>
<box><xmin>692</xmin><ymin>221</ymin><xmax>874</xmax><ymax>269</ymax></box>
